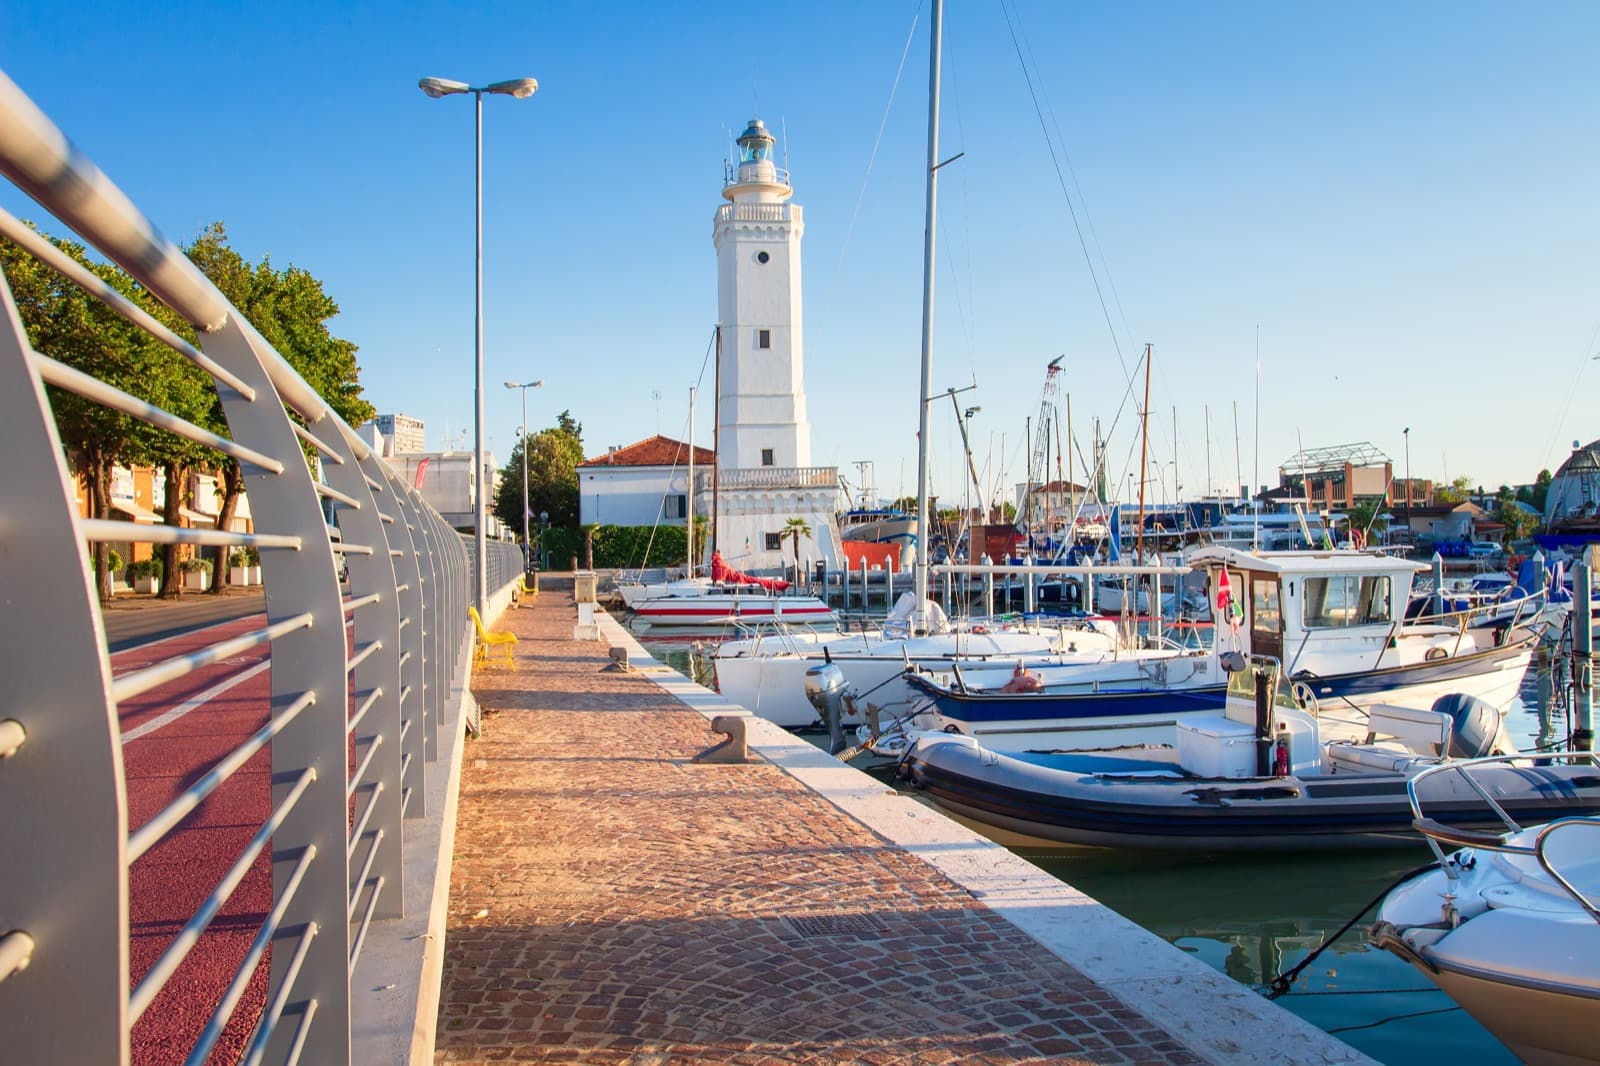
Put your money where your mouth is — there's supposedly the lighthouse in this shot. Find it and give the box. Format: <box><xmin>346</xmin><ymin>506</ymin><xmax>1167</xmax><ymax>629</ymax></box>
<box><xmin>705</xmin><ymin>117</ymin><xmax>839</xmax><ymax>575</ymax></box>
<box><xmin>713</xmin><ymin>118</ymin><xmax>810</xmax><ymax>469</ymax></box>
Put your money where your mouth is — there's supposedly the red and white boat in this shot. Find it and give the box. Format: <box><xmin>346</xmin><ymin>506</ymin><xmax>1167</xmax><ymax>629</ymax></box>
<box><xmin>627</xmin><ymin>551</ymin><xmax>837</xmax><ymax>631</ymax></box>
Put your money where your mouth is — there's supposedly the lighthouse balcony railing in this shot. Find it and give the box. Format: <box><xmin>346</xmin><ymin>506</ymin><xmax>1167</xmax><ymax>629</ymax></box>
<box><xmin>714</xmin><ymin>202</ymin><xmax>801</xmax><ymax>224</ymax></box>
<box><xmin>699</xmin><ymin>466</ymin><xmax>837</xmax><ymax>492</ymax></box>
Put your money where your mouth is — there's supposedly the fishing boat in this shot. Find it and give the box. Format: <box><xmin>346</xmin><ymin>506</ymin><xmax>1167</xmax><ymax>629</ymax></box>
<box><xmin>900</xmin><ymin>656</ymin><xmax>1600</xmax><ymax>851</ymax></box>
<box><xmin>1369</xmin><ymin>760</ymin><xmax>1600</xmax><ymax>1065</ymax></box>
<box><xmin>896</xmin><ymin>547</ymin><xmax>1543</xmax><ymax>753</ymax></box>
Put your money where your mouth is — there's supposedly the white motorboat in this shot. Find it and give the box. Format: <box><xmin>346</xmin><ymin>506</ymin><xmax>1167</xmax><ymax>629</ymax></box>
<box><xmin>625</xmin><ymin>549</ymin><xmax>837</xmax><ymax>631</ymax></box>
<box><xmin>712</xmin><ymin>592</ymin><xmax>1123</xmax><ymax>728</ymax></box>
<box><xmin>899</xmin><ymin>547</ymin><xmax>1543</xmax><ymax>754</ymax></box>
<box><xmin>1370</xmin><ymin>759</ymin><xmax>1600</xmax><ymax>1066</ymax></box>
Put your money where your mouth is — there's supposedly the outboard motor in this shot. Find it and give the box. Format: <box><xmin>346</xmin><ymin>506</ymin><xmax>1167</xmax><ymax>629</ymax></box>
<box><xmin>805</xmin><ymin>663</ymin><xmax>849</xmax><ymax>755</ymax></box>
<box><xmin>1431</xmin><ymin>693</ymin><xmax>1517</xmax><ymax>757</ymax></box>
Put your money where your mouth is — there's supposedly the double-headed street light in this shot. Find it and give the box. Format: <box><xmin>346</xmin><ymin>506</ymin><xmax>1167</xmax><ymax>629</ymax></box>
<box><xmin>419</xmin><ymin>74</ymin><xmax>538</xmax><ymax>613</ymax></box>
<box><xmin>504</xmin><ymin>379</ymin><xmax>544</xmax><ymax>569</ymax></box>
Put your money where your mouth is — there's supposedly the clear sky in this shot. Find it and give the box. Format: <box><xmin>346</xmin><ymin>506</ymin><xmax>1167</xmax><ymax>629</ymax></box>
<box><xmin>3</xmin><ymin>1</ymin><xmax>1597</xmax><ymax>511</ymax></box>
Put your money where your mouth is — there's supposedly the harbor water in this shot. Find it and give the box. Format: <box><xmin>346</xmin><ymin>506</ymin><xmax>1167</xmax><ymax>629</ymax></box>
<box><xmin>637</xmin><ymin>630</ymin><xmax>1566</xmax><ymax>1065</ymax></box>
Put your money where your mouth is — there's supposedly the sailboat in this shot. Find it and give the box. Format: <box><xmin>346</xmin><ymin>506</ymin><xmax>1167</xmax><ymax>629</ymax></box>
<box><xmin>624</xmin><ymin>348</ymin><xmax>837</xmax><ymax>632</ymax></box>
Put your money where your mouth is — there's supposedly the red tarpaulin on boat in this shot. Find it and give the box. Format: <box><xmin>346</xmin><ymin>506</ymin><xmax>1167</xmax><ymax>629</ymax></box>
<box><xmin>841</xmin><ymin>540</ymin><xmax>901</xmax><ymax>573</ymax></box>
<box><xmin>711</xmin><ymin>551</ymin><xmax>790</xmax><ymax>592</ymax></box>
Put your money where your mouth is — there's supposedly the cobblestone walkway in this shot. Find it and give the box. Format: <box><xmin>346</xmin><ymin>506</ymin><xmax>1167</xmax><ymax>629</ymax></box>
<box><xmin>437</xmin><ymin>581</ymin><xmax>1199</xmax><ymax>1065</ymax></box>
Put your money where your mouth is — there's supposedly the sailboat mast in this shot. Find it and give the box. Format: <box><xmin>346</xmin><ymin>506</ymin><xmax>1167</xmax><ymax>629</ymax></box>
<box><xmin>712</xmin><ymin>324</ymin><xmax>721</xmax><ymax>559</ymax></box>
<box><xmin>1065</xmin><ymin>392</ymin><xmax>1073</xmax><ymax>533</ymax></box>
<box><xmin>1136</xmin><ymin>343</ymin><xmax>1152</xmax><ymax>561</ymax></box>
<box><xmin>686</xmin><ymin>385</ymin><xmax>696</xmax><ymax>576</ymax></box>
<box><xmin>913</xmin><ymin>0</ymin><xmax>944</xmax><ymax>620</ymax></box>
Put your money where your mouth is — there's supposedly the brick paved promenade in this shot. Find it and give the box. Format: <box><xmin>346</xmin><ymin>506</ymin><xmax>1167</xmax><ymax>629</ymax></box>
<box><xmin>435</xmin><ymin>581</ymin><xmax>1355</xmax><ymax>1065</ymax></box>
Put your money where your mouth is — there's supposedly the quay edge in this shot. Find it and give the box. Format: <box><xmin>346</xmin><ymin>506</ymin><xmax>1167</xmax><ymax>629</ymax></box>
<box><xmin>599</xmin><ymin>610</ymin><xmax>1377</xmax><ymax>1066</ymax></box>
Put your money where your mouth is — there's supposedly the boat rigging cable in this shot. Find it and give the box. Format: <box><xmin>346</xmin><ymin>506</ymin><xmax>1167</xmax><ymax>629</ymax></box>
<box><xmin>1262</xmin><ymin>859</ymin><xmax>1439</xmax><ymax>999</ymax></box>
<box><xmin>999</xmin><ymin>0</ymin><xmax>1212</xmax><ymax>486</ymax></box>
<box><xmin>836</xmin><ymin>2</ymin><xmax>925</xmax><ymax>272</ymax></box>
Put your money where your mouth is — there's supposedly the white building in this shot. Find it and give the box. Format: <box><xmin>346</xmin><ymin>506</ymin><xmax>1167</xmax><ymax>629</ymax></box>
<box><xmin>362</xmin><ymin>412</ymin><xmax>426</xmax><ymax>456</ymax></box>
<box><xmin>578</xmin><ymin>436</ymin><xmax>713</xmax><ymax>528</ymax></box>
<box><xmin>707</xmin><ymin>117</ymin><xmax>840</xmax><ymax>574</ymax></box>
<box><xmin>390</xmin><ymin>450</ymin><xmax>505</xmax><ymax>536</ymax></box>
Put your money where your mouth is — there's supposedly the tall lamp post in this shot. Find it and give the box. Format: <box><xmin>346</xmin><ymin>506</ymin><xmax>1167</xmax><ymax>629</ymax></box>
<box><xmin>419</xmin><ymin>74</ymin><xmax>538</xmax><ymax>613</ymax></box>
<box><xmin>504</xmin><ymin>378</ymin><xmax>544</xmax><ymax>570</ymax></box>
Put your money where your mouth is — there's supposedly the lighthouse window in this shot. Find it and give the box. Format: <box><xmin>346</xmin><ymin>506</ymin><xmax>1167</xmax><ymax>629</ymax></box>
<box><xmin>758</xmin><ymin>329</ymin><xmax>771</xmax><ymax>349</ymax></box>
<box><xmin>757</xmin><ymin>250</ymin><xmax>770</xmax><ymax>264</ymax></box>
<box><xmin>761</xmin><ymin>449</ymin><xmax>775</xmax><ymax>466</ymax></box>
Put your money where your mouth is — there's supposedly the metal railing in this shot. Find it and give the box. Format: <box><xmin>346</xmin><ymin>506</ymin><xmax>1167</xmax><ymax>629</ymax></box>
<box><xmin>0</xmin><ymin>70</ymin><xmax>524</xmax><ymax>1063</ymax></box>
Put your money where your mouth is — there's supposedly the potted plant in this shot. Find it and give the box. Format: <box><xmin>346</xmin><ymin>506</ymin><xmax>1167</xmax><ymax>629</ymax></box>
<box><xmin>229</xmin><ymin>548</ymin><xmax>251</xmax><ymax>587</ymax></box>
<box><xmin>246</xmin><ymin>545</ymin><xmax>262</xmax><ymax>585</ymax></box>
<box><xmin>180</xmin><ymin>555</ymin><xmax>212</xmax><ymax>591</ymax></box>
<box><xmin>128</xmin><ymin>557</ymin><xmax>162</xmax><ymax>595</ymax></box>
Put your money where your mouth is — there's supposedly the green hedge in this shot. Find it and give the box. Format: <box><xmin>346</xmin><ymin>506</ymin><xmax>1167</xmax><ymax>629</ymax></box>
<box><xmin>535</xmin><ymin>525</ymin><xmax>691</xmax><ymax>570</ymax></box>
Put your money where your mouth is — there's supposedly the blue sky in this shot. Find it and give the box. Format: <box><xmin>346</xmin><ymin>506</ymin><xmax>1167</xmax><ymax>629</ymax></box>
<box><xmin>3</xmin><ymin>1</ymin><xmax>1597</xmax><ymax>510</ymax></box>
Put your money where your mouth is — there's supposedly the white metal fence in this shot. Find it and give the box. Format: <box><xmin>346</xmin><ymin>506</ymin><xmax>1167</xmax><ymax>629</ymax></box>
<box><xmin>0</xmin><ymin>70</ymin><xmax>522</xmax><ymax>1062</ymax></box>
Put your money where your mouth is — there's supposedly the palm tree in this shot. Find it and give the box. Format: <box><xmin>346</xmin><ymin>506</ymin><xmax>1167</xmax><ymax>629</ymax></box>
<box><xmin>782</xmin><ymin>516</ymin><xmax>812</xmax><ymax>586</ymax></box>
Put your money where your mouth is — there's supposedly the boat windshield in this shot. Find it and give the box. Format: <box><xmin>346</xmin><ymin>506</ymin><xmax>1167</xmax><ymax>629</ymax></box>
<box><xmin>1224</xmin><ymin>657</ymin><xmax>1299</xmax><ymax>712</ymax></box>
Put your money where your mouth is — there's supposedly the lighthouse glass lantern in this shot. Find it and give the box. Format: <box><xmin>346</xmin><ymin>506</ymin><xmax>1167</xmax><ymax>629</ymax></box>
<box><xmin>737</xmin><ymin>118</ymin><xmax>774</xmax><ymax>164</ymax></box>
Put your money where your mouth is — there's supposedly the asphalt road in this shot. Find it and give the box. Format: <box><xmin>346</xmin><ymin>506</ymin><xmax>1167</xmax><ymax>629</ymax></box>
<box><xmin>102</xmin><ymin>589</ymin><xmax>268</xmax><ymax>652</ymax></box>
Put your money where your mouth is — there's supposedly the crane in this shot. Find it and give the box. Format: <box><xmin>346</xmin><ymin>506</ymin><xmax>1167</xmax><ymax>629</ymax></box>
<box><xmin>1020</xmin><ymin>356</ymin><xmax>1066</xmax><ymax>547</ymax></box>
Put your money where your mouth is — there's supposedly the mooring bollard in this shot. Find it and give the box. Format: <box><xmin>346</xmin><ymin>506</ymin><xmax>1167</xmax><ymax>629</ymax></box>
<box><xmin>693</xmin><ymin>715</ymin><xmax>750</xmax><ymax>764</ymax></box>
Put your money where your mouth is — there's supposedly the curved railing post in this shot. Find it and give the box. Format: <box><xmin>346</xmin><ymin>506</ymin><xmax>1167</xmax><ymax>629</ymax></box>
<box><xmin>201</xmin><ymin>317</ymin><xmax>352</xmax><ymax>1062</ymax></box>
<box><xmin>317</xmin><ymin>420</ymin><xmax>406</xmax><ymax>926</ymax></box>
<box><xmin>364</xmin><ymin>456</ymin><xmax>429</xmax><ymax>819</ymax></box>
<box><xmin>0</xmin><ymin>229</ymin><xmax>129</xmax><ymax>1065</ymax></box>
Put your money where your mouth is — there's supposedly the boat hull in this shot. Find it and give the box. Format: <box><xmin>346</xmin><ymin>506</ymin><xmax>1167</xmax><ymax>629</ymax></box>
<box><xmin>630</xmin><ymin>594</ymin><xmax>836</xmax><ymax>630</ymax></box>
<box><xmin>911</xmin><ymin>638</ymin><xmax>1534</xmax><ymax>753</ymax></box>
<box><xmin>1374</xmin><ymin>851</ymin><xmax>1600</xmax><ymax>1066</ymax></box>
<box><xmin>907</xmin><ymin>738</ymin><xmax>1600</xmax><ymax>851</ymax></box>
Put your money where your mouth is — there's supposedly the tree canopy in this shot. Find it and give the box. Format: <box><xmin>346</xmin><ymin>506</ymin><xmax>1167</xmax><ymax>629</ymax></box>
<box><xmin>493</xmin><ymin>409</ymin><xmax>584</xmax><ymax>534</ymax></box>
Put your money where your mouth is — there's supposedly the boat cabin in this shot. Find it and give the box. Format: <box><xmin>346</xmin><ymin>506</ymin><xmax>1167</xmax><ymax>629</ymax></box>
<box><xmin>1188</xmin><ymin>547</ymin><xmax>1426</xmax><ymax>674</ymax></box>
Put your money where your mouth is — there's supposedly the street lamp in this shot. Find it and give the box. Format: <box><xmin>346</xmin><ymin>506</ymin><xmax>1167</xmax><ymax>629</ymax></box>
<box><xmin>504</xmin><ymin>378</ymin><xmax>544</xmax><ymax>569</ymax></box>
<box><xmin>420</xmin><ymin>74</ymin><xmax>539</xmax><ymax>613</ymax></box>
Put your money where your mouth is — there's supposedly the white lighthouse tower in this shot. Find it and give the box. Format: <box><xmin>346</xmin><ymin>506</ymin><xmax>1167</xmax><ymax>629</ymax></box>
<box><xmin>705</xmin><ymin>117</ymin><xmax>839</xmax><ymax>575</ymax></box>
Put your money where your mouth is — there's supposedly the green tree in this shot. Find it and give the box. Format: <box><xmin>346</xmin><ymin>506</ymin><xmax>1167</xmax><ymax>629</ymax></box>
<box><xmin>1345</xmin><ymin>499</ymin><xmax>1389</xmax><ymax>544</ymax></box>
<box><xmin>1518</xmin><ymin>468</ymin><xmax>1554</xmax><ymax>515</ymax></box>
<box><xmin>1</xmin><ymin>226</ymin><xmax>174</xmax><ymax>602</ymax></box>
<box><xmin>1434</xmin><ymin>475</ymin><xmax>1474</xmax><ymax>506</ymax></box>
<box><xmin>1495</xmin><ymin>487</ymin><xmax>1537</xmax><ymax>545</ymax></box>
<box><xmin>184</xmin><ymin>223</ymin><xmax>374</xmax><ymax>592</ymax></box>
<box><xmin>781</xmin><ymin>516</ymin><xmax>811</xmax><ymax>581</ymax></box>
<box><xmin>494</xmin><ymin>417</ymin><xmax>584</xmax><ymax>532</ymax></box>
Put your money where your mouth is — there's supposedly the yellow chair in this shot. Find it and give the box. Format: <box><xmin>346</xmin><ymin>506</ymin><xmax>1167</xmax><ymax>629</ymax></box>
<box><xmin>515</xmin><ymin>572</ymin><xmax>538</xmax><ymax>606</ymax></box>
<box><xmin>468</xmin><ymin>606</ymin><xmax>517</xmax><ymax>664</ymax></box>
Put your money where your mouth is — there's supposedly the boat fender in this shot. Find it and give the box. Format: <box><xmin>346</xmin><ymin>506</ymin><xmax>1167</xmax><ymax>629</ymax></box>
<box><xmin>1000</xmin><ymin>663</ymin><xmax>1043</xmax><ymax>693</ymax></box>
<box><xmin>1431</xmin><ymin>693</ymin><xmax>1510</xmax><ymax>758</ymax></box>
